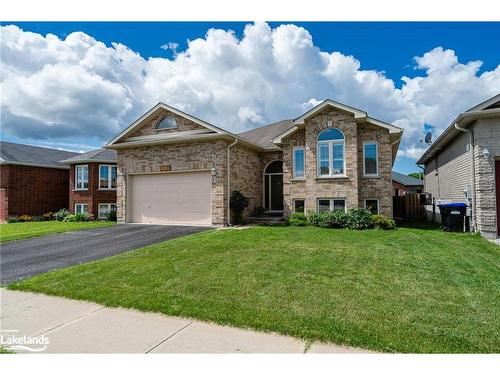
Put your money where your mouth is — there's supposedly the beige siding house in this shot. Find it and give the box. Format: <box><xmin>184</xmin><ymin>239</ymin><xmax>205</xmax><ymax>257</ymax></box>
<box><xmin>106</xmin><ymin>100</ymin><xmax>403</xmax><ymax>226</ymax></box>
<box><xmin>417</xmin><ymin>93</ymin><xmax>500</xmax><ymax>238</ymax></box>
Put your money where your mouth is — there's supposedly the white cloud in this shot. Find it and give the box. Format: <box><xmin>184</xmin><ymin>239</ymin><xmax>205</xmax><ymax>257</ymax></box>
<box><xmin>1</xmin><ymin>23</ymin><xmax>499</xmax><ymax>161</ymax></box>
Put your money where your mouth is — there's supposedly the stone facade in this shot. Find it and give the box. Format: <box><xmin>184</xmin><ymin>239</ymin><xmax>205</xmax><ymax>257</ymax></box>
<box><xmin>116</xmin><ymin>140</ymin><xmax>228</xmax><ymax>225</ymax></box>
<box><xmin>281</xmin><ymin>107</ymin><xmax>393</xmax><ymax>216</ymax></box>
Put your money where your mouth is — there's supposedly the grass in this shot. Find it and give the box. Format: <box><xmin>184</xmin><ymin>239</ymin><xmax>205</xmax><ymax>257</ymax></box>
<box><xmin>0</xmin><ymin>221</ymin><xmax>115</xmax><ymax>243</ymax></box>
<box><xmin>8</xmin><ymin>225</ymin><xmax>500</xmax><ymax>353</ymax></box>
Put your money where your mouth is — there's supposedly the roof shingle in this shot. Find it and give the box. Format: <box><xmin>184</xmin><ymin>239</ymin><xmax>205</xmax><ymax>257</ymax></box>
<box><xmin>0</xmin><ymin>141</ymin><xmax>78</xmax><ymax>169</ymax></box>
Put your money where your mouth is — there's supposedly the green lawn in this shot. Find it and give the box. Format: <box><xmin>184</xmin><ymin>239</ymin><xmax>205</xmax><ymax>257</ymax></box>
<box><xmin>0</xmin><ymin>221</ymin><xmax>115</xmax><ymax>243</ymax></box>
<box><xmin>8</xmin><ymin>225</ymin><xmax>500</xmax><ymax>353</ymax></box>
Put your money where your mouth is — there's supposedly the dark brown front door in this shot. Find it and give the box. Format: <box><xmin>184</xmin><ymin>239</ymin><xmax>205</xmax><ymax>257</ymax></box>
<box><xmin>496</xmin><ymin>161</ymin><xmax>500</xmax><ymax>236</ymax></box>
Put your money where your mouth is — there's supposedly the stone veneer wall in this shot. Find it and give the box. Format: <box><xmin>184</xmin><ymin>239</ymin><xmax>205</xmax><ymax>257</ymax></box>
<box><xmin>356</xmin><ymin>123</ymin><xmax>393</xmax><ymax>216</ymax></box>
<box><xmin>116</xmin><ymin>140</ymin><xmax>228</xmax><ymax>225</ymax></box>
<box><xmin>472</xmin><ymin>118</ymin><xmax>500</xmax><ymax>238</ymax></box>
<box><xmin>128</xmin><ymin>108</ymin><xmax>206</xmax><ymax>137</ymax></box>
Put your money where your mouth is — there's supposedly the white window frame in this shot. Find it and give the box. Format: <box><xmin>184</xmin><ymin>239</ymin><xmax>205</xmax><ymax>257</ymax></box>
<box><xmin>75</xmin><ymin>165</ymin><xmax>88</xmax><ymax>190</ymax></box>
<box><xmin>317</xmin><ymin>129</ymin><xmax>346</xmax><ymax>178</ymax></box>
<box><xmin>293</xmin><ymin>199</ymin><xmax>305</xmax><ymax>213</ymax></box>
<box><xmin>364</xmin><ymin>198</ymin><xmax>379</xmax><ymax>214</ymax></box>
<box><xmin>75</xmin><ymin>203</ymin><xmax>88</xmax><ymax>214</ymax></box>
<box><xmin>292</xmin><ymin>146</ymin><xmax>305</xmax><ymax>180</ymax></box>
<box><xmin>98</xmin><ymin>203</ymin><xmax>117</xmax><ymax>219</ymax></box>
<box><xmin>363</xmin><ymin>141</ymin><xmax>379</xmax><ymax>177</ymax></box>
<box><xmin>99</xmin><ymin>164</ymin><xmax>117</xmax><ymax>190</ymax></box>
<box><xmin>316</xmin><ymin>198</ymin><xmax>347</xmax><ymax>213</ymax></box>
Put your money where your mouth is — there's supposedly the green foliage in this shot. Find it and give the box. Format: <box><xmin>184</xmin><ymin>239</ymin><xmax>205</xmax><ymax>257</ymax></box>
<box><xmin>373</xmin><ymin>215</ymin><xmax>396</xmax><ymax>230</ymax></box>
<box><xmin>230</xmin><ymin>190</ymin><xmax>249</xmax><ymax>225</ymax></box>
<box><xmin>32</xmin><ymin>215</ymin><xmax>45</xmax><ymax>222</ymax></box>
<box><xmin>408</xmin><ymin>172</ymin><xmax>423</xmax><ymax>180</ymax></box>
<box><xmin>318</xmin><ymin>210</ymin><xmax>349</xmax><ymax>228</ymax></box>
<box><xmin>306</xmin><ymin>211</ymin><xmax>322</xmax><ymax>226</ymax></box>
<box><xmin>252</xmin><ymin>204</ymin><xmax>266</xmax><ymax>217</ymax></box>
<box><xmin>345</xmin><ymin>207</ymin><xmax>374</xmax><ymax>229</ymax></box>
<box><xmin>6</xmin><ymin>216</ymin><xmax>20</xmax><ymax>223</ymax></box>
<box><xmin>54</xmin><ymin>208</ymin><xmax>70</xmax><ymax>221</ymax></box>
<box><xmin>287</xmin><ymin>212</ymin><xmax>307</xmax><ymax>226</ymax></box>
<box><xmin>105</xmin><ymin>209</ymin><xmax>117</xmax><ymax>222</ymax></box>
<box><xmin>63</xmin><ymin>213</ymin><xmax>90</xmax><ymax>222</ymax></box>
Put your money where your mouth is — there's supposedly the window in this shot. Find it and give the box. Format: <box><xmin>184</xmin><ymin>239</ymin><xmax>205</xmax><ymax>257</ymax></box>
<box><xmin>98</xmin><ymin>203</ymin><xmax>116</xmax><ymax>219</ymax></box>
<box><xmin>156</xmin><ymin>116</ymin><xmax>177</xmax><ymax>130</ymax></box>
<box><xmin>75</xmin><ymin>203</ymin><xmax>88</xmax><ymax>214</ymax></box>
<box><xmin>317</xmin><ymin>198</ymin><xmax>346</xmax><ymax>212</ymax></box>
<box><xmin>365</xmin><ymin>199</ymin><xmax>379</xmax><ymax>214</ymax></box>
<box><xmin>363</xmin><ymin>141</ymin><xmax>378</xmax><ymax>176</ymax></box>
<box><xmin>317</xmin><ymin>128</ymin><xmax>345</xmax><ymax>177</ymax></box>
<box><xmin>75</xmin><ymin>165</ymin><xmax>88</xmax><ymax>190</ymax></box>
<box><xmin>99</xmin><ymin>165</ymin><xmax>117</xmax><ymax>189</ymax></box>
<box><xmin>293</xmin><ymin>147</ymin><xmax>305</xmax><ymax>179</ymax></box>
<box><xmin>293</xmin><ymin>199</ymin><xmax>305</xmax><ymax>213</ymax></box>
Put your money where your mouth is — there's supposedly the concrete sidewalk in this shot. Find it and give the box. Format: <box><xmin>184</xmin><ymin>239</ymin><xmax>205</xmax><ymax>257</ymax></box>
<box><xmin>0</xmin><ymin>289</ymin><xmax>371</xmax><ymax>354</ymax></box>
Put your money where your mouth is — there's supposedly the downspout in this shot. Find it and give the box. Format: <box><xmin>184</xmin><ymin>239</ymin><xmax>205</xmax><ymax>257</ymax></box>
<box><xmin>454</xmin><ymin>122</ymin><xmax>476</xmax><ymax>233</ymax></box>
<box><xmin>226</xmin><ymin>138</ymin><xmax>238</xmax><ymax>226</ymax></box>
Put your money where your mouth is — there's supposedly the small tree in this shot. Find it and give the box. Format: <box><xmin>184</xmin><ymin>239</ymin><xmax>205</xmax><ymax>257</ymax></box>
<box><xmin>230</xmin><ymin>190</ymin><xmax>249</xmax><ymax>225</ymax></box>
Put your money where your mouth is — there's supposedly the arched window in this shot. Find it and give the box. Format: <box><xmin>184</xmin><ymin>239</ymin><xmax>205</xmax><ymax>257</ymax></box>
<box><xmin>156</xmin><ymin>116</ymin><xmax>177</xmax><ymax>130</ymax></box>
<box><xmin>317</xmin><ymin>128</ymin><xmax>345</xmax><ymax>177</ymax></box>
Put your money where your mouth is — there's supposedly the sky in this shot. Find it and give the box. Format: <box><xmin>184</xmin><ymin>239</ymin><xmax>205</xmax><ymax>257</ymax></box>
<box><xmin>1</xmin><ymin>22</ymin><xmax>499</xmax><ymax>174</ymax></box>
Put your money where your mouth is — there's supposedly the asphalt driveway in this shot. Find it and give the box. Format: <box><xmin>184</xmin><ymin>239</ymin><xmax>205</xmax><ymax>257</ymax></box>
<box><xmin>0</xmin><ymin>224</ymin><xmax>210</xmax><ymax>284</ymax></box>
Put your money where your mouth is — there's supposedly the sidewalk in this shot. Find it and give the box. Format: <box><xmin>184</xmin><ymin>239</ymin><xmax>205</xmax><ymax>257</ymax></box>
<box><xmin>0</xmin><ymin>288</ymin><xmax>371</xmax><ymax>354</ymax></box>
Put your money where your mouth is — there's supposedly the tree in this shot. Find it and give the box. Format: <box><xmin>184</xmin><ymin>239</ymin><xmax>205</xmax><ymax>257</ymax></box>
<box><xmin>408</xmin><ymin>172</ymin><xmax>423</xmax><ymax>180</ymax></box>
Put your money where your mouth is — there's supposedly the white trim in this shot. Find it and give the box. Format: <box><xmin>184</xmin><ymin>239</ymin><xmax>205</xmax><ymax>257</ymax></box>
<box><xmin>125</xmin><ymin>129</ymin><xmax>214</xmax><ymax>142</ymax></box>
<box><xmin>466</xmin><ymin>93</ymin><xmax>500</xmax><ymax>112</ymax></box>
<box><xmin>271</xmin><ymin>125</ymin><xmax>299</xmax><ymax>145</ymax></box>
<box><xmin>155</xmin><ymin>115</ymin><xmax>178</xmax><ymax>130</ymax></box>
<box><xmin>316</xmin><ymin>128</ymin><xmax>346</xmax><ymax>178</ymax></box>
<box><xmin>292</xmin><ymin>198</ymin><xmax>305</xmax><ymax>213</ymax></box>
<box><xmin>292</xmin><ymin>146</ymin><xmax>305</xmax><ymax>180</ymax></box>
<box><xmin>294</xmin><ymin>100</ymin><xmax>367</xmax><ymax>125</ymax></box>
<box><xmin>363</xmin><ymin>141</ymin><xmax>379</xmax><ymax>177</ymax></box>
<box><xmin>74</xmin><ymin>203</ymin><xmax>88</xmax><ymax>214</ymax></box>
<box><xmin>98</xmin><ymin>203</ymin><xmax>117</xmax><ymax>219</ymax></box>
<box><xmin>75</xmin><ymin>164</ymin><xmax>89</xmax><ymax>190</ymax></box>
<box><xmin>316</xmin><ymin>198</ymin><xmax>347</xmax><ymax>213</ymax></box>
<box><xmin>99</xmin><ymin>164</ymin><xmax>117</xmax><ymax>190</ymax></box>
<box><xmin>365</xmin><ymin>117</ymin><xmax>404</xmax><ymax>134</ymax></box>
<box><xmin>364</xmin><ymin>198</ymin><xmax>380</xmax><ymax>214</ymax></box>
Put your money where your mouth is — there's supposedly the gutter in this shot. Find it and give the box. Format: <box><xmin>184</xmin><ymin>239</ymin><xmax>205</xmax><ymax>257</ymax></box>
<box><xmin>226</xmin><ymin>138</ymin><xmax>238</xmax><ymax>226</ymax></box>
<box><xmin>454</xmin><ymin>122</ymin><xmax>476</xmax><ymax>233</ymax></box>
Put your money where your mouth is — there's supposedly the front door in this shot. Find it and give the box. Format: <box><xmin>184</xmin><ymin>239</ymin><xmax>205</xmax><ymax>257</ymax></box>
<box><xmin>496</xmin><ymin>161</ymin><xmax>500</xmax><ymax>236</ymax></box>
<box><xmin>264</xmin><ymin>160</ymin><xmax>284</xmax><ymax>212</ymax></box>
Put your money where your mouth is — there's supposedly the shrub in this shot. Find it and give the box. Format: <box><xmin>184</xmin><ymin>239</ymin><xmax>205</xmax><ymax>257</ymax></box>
<box><xmin>319</xmin><ymin>210</ymin><xmax>349</xmax><ymax>228</ymax></box>
<box><xmin>105</xmin><ymin>209</ymin><xmax>117</xmax><ymax>222</ymax></box>
<box><xmin>287</xmin><ymin>212</ymin><xmax>307</xmax><ymax>226</ymax></box>
<box><xmin>42</xmin><ymin>212</ymin><xmax>54</xmax><ymax>220</ymax></box>
<box><xmin>306</xmin><ymin>212</ymin><xmax>322</xmax><ymax>226</ymax></box>
<box><xmin>345</xmin><ymin>207</ymin><xmax>374</xmax><ymax>229</ymax></box>
<box><xmin>7</xmin><ymin>216</ymin><xmax>20</xmax><ymax>223</ymax></box>
<box><xmin>63</xmin><ymin>213</ymin><xmax>90</xmax><ymax>222</ymax></box>
<box><xmin>252</xmin><ymin>204</ymin><xmax>266</xmax><ymax>217</ymax></box>
<box><xmin>230</xmin><ymin>190</ymin><xmax>249</xmax><ymax>225</ymax></box>
<box><xmin>18</xmin><ymin>215</ymin><xmax>32</xmax><ymax>222</ymax></box>
<box><xmin>373</xmin><ymin>214</ymin><xmax>396</xmax><ymax>230</ymax></box>
<box><xmin>32</xmin><ymin>215</ymin><xmax>45</xmax><ymax>222</ymax></box>
<box><xmin>54</xmin><ymin>208</ymin><xmax>70</xmax><ymax>221</ymax></box>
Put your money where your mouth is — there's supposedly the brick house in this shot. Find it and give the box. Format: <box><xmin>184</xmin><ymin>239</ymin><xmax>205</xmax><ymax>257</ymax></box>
<box><xmin>0</xmin><ymin>141</ymin><xmax>78</xmax><ymax>221</ymax></box>
<box><xmin>417</xmin><ymin>93</ymin><xmax>500</xmax><ymax>238</ymax></box>
<box><xmin>61</xmin><ymin>148</ymin><xmax>117</xmax><ymax>220</ymax></box>
<box><xmin>392</xmin><ymin>171</ymin><xmax>423</xmax><ymax>196</ymax></box>
<box><xmin>105</xmin><ymin>100</ymin><xmax>403</xmax><ymax>226</ymax></box>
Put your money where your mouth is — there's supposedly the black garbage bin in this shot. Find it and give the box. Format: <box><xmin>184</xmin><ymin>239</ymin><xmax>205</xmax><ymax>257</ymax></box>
<box><xmin>438</xmin><ymin>203</ymin><xmax>467</xmax><ymax>232</ymax></box>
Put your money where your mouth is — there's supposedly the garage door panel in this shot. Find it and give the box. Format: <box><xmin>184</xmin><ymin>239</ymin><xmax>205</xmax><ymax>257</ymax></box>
<box><xmin>129</xmin><ymin>172</ymin><xmax>212</xmax><ymax>225</ymax></box>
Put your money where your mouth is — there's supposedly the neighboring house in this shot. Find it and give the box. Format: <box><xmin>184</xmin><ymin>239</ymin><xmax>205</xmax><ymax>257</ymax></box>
<box><xmin>0</xmin><ymin>141</ymin><xmax>78</xmax><ymax>221</ymax></box>
<box><xmin>417</xmin><ymin>93</ymin><xmax>500</xmax><ymax>238</ymax></box>
<box><xmin>392</xmin><ymin>171</ymin><xmax>424</xmax><ymax>196</ymax></box>
<box><xmin>61</xmin><ymin>148</ymin><xmax>118</xmax><ymax>220</ymax></box>
<box><xmin>105</xmin><ymin>100</ymin><xmax>403</xmax><ymax>226</ymax></box>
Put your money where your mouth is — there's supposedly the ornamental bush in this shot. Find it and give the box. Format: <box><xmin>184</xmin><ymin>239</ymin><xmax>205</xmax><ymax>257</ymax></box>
<box><xmin>230</xmin><ymin>190</ymin><xmax>249</xmax><ymax>225</ymax></box>
<box><xmin>318</xmin><ymin>210</ymin><xmax>349</xmax><ymax>228</ymax></box>
<box><xmin>54</xmin><ymin>208</ymin><xmax>70</xmax><ymax>221</ymax></box>
<box><xmin>287</xmin><ymin>212</ymin><xmax>307</xmax><ymax>226</ymax></box>
<box><xmin>345</xmin><ymin>207</ymin><xmax>374</xmax><ymax>229</ymax></box>
<box><xmin>372</xmin><ymin>214</ymin><xmax>396</xmax><ymax>230</ymax></box>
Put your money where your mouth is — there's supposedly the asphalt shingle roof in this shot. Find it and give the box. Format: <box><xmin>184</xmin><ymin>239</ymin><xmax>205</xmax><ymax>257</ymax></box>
<box><xmin>392</xmin><ymin>171</ymin><xmax>424</xmax><ymax>186</ymax></box>
<box><xmin>0</xmin><ymin>141</ymin><xmax>78</xmax><ymax>169</ymax></box>
<box><xmin>61</xmin><ymin>148</ymin><xmax>117</xmax><ymax>164</ymax></box>
<box><xmin>238</xmin><ymin>119</ymin><xmax>294</xmax><ymax>150</ymax></box>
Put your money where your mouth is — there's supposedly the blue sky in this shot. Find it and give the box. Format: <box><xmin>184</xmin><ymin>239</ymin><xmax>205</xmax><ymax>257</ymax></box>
<box><xmin>2</xmin><ymin>22</ymin><xmax>500</xmax><ymax>174</ymax></box>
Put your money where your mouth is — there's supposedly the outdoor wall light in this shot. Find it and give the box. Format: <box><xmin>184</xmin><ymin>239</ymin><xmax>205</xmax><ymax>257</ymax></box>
<box><xmin>482</xmin><ymin>147</ymin><xmax>490</xmax><ymax>158</ymax></box>
<box><xmin>211</xmin><ymin>167</ymin><xmax>217</xmax><ymax>176</ymax></box>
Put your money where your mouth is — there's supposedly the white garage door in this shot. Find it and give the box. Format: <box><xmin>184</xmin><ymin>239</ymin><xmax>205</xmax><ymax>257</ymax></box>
<box><xmin>129</xmin><ymin>172</ymin><xmax>212</xmax><ymax>225</ymax></box>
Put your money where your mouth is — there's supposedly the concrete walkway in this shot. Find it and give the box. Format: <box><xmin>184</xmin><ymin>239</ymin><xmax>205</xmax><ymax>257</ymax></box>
<box><xmin>0</xmin><ymin>289</ymin><xmax>371</xmax><ymax>354</ymax></box>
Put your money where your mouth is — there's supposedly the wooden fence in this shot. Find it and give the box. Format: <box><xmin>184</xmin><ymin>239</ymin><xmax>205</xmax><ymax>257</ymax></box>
<box><xmin>393</xmin><ymin>193</ymin><xmax>426</xmax><ymax>220</ymax></box>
